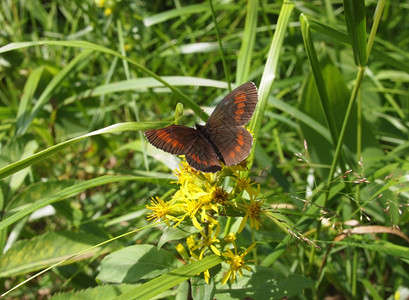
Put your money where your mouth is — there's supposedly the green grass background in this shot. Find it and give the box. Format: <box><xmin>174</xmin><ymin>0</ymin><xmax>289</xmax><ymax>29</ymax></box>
<box><xmin>0</xmin><ymin>0</ymin><xmax>409</xmax><ymax>299</ymax></box>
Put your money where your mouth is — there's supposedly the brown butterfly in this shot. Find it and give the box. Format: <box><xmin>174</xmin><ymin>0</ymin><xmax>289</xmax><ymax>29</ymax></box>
<box><xmin>145</xmin><ymin>82</ymin><xmax>258</xmax><ymax>172</ymax></box>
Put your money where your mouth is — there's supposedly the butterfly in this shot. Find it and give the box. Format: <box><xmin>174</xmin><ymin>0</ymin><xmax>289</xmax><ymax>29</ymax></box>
<box><xmin>144</xmin><ymin>82</ymin><xmax>258</xmax><ymax>173</ymax></box>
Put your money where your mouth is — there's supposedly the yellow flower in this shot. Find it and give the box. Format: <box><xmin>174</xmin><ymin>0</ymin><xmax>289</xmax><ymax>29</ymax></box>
<box><xmin>186</xmin><ymin>235</ymin><xmax>196</xmax><ymax>251</ymax></box>
<box><xmin>104</xmin><ymin>7</ymin><xmax>112</xmax><ymax>16</ymax></box>
<box><xmin>171</xmin><ymin>176</ymin><xmax>219</xmax><ymax>230</ymax></box>
<box><xmin>238</xmin><ymin>186</ymin><xmax>265</xmax><ymax>233</ymax></box>
<box><xmin>183</xmin><ymin>236</ymin><xmax>211</xmax><ymax>284</ymax></box>
<box><xmin>146</xmin><ymin>196</ymin><xmax>178</xmax><ymax>225</ymax></box>
<box><xmin>176</xmin><ymin>243</ymin><xmax>189</xmax><ymax>262</ymax></box>
<box><xmin>191</xmin><ymin>224</ymin><xmax>221</xmax><ymax>257</ymax></box>
<box><xmin>203</xmin><ymin>269</ymin><xmax>211</xmax><ymax>284</ymax></box>
<box><xmin>94</xmin><ymin>0</ymin><xmax>105</xmax><ymax>7</ymax></box>
<box><xmin>173</xmin><ymin>161</ymin><xmax>198</xmax><ymax>186</ymax></box>
<box><xmin>229</xmin><ymin>158</ymin><xmax>250</xmax><ymax>173</ymax></box>
<box><xmin>223</xmin><ymin>233</ymin><xmax>237</xmax><ymax>248</ymax></box>
<box><xmin>234</xmin><ymin>176</ymin><xmax>257</xmax><ymax>196</ymax></box>
<box><xmin>221</xmin><ymin>243</ymin><xmax>256</xmax><ymax>284</ymax></box>
<box><xmin>212</xmin><ymin>187</ymin><xmax>229</xmax><ymax>206</ymax></box>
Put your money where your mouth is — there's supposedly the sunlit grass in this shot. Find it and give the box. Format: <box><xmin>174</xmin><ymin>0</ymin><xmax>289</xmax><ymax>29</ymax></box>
<box><xmin>0</xmin><ymin>0</ymin><xmax>408</xmax><ymax>299</ymax></box>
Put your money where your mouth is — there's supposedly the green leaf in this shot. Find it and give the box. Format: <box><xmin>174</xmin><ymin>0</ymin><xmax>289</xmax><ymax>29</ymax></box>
<box><xmin>97</xmin><ymin>244</ymin><xmax>182</xmax><ymax>284</ymax></box>
<box><xmin>343</xmin><ymin>0</ymin><xmax>367</xmax><ymax>66</ymax></box>
<box><xmin>16</xmin><ymin>66</ymin><xmax>44</xmax><ymax>124</ymax></box>
<box><xmin>300</xmin><ymin>14</ymin><xmax>340</xmax><ymax>147</ymax></box>
<box><xmin>142</xmin><ymin>3</ymin><xmax>240</xmax><ymax>27</ymax></box>
<box><xmin>113</xmin><ymin>255</ymin><xmax>223</xmax><ymax>300</ymax></box>
<box><xmin>17</xmin><ymin>50</ymin><xmax>93</xmax><ymax>135</ymax></box>
<box><xmin>50</xmin><ymin>284</ymin><xmax>137</xmax><ymax>300</ymax></box>
<box><xmin>0</xmin><ymin>231</ymin><xmax>108</xmax><ymax>277</ymax></box>
<box><xmin>0</xmin><ymin>122</ymin><xmax>151</xmax><ymax>180</ymax></box>
<box><xmin>215</xmin><ymin>266</ymin><xmax>315</xmax><ymax>299</ymax></box>
<box><xmin>7</xmin><ymin>180</ymin><xmax>75</xmax><ymax>211</ymax></box>
<box><xmin>0</xmin><ymin>175</ymin><xmax>156</xmax><ymax>231</ymax></box>
<box><xmin>236</xmin><ymin>0</ymin><xmax>258</xmax><ymax>84</ymax></box>
<box><xmin>157</xmin><ymin>223</ymin><xmax>199</xmax><ymax>249</ymax></box>
<box><xmin>299</xmin><ymin>55</ymin><xmax>383</xmax><ymax>177</ymax></box>
<box><xmin>0</xmin><ymin>41</ymin><xmax>203</xmax><ymax>119</ymax></box>
<box><xmin>249</xmin><ymin>0</ymin><xmax>295</xmax><ymax>160</ymax></box>
<box><xmin>62</xmin><ymin>76</ymin><xmax>231</xmax><ymax>107</ymax></box>
<box><xmin>341</xmin><ymin>240</ymin><xmax>409</xmax><ymax>260</ymax></box>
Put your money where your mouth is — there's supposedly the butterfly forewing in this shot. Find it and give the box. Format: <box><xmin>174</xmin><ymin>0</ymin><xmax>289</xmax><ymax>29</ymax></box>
<box><xmin>144</xmin><ymin>125</ymin><xmax>198</xmax><ymax>155</ymax></box>
<box><xmin>207</xmin><ymin>127</ymin><xmax>253</xmax><ymax>166</ymax></box>
<box><xmin>144</xmin><ymin>125</ymin><xmax>222</xmax><ymax>172</ymax></box>
<box><xmin>206</xmin><ymin>82</ymin><xmax>258</xmax><ymax>128</ymax></box>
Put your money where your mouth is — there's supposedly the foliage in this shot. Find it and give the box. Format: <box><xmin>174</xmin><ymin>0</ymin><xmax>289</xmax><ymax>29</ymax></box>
<box><xmin>0</xmin><ymin>0</ymin><xmax>408</xmax><ymax>299</ymax></box>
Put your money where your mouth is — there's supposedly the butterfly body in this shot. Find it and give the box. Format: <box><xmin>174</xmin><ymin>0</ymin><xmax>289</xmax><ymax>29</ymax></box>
<box><xmin>193</xmin><ymin>123</ymin><xmax>226</xmax><ymax>165</ymax></box>
<box><xmin>145</xmin><ymin>82</ymin><xmax>258</xmax><ymax>172</ymax></box>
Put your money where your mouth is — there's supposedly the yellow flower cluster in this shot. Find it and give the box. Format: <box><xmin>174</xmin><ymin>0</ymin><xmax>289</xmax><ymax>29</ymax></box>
<box><xmin>94</xmin><ymin>0</ymin><xmax>113</xmax><ymax>16</ymax></box>
<box><xmin>146</xmin><ymin>160</ymin><xmax>266</xmax><ymax>284</ymax></box>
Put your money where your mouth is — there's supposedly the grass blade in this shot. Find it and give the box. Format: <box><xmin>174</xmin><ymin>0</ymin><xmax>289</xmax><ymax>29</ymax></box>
<box><xmin>343</xmin><ymin>0</ymin><xmax>367</xmax><ymax>66</ymax></box>
<box><xmin>0</xmin><ymin>175</ymin><xmax>145</xmax><ymax>231</ymax></box>
<box><xmin>114</xmin><ymin>255</ymin><xmax>223</xmax><ymax>300</ymax></box>
<box><xmin>0</xmin><ymin>41</ymin><xmax>204</xmax><ymax>120</ymax></box>
<box><xmin>0</xmin><ymin>122</ymin><xmax>159</xmax><ymax>180</ymax></box>
<box><xmin>236</xmin><ymin>0</ymin><xmax>259</xmax><ymax>84</ymax></box>
<box><xmin>249</xmin><ymin>1</ymin><xmax>294</xmax><ymax>147</ymax></box>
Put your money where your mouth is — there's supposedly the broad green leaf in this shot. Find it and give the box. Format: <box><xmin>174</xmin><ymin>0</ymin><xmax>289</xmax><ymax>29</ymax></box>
<box><xmin>214</xmin><ymin>266</ymin><xmax>315</xmax><ymax>299</ymax></box>
<box><xmin>97</xmin><ymin>244</ymin><xmax>182</xmax><ymax>284</ymax></box>
<box><xmin>113</xmin><ymin>255</ymin><xmax>223</xmax><ymax>300</ymax></box>
<box><xmin>0</xmin><ymin>231</ymin><xmax>110</xmax><ymax>277</ymax></box>
<box><xmin>157</xmin><ymin>223</ymin><xmax>199</xmax><ymax>249</ymax></box>
<box><xmin>50</xmin><ymin>284</ymin><xmax>137</xmax><ymax>300</ymax></box>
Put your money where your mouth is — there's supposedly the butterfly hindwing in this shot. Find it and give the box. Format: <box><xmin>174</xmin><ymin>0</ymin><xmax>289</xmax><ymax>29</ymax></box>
<box><xmin>206</xmin><ymin>82</ymin><xmax>258</xmax><ymax>128</ymax></box>
<box><xmin>185</xmin><ymin>136</ymin><xmax>222</xmax><ymax>172</ymax></box>
<box><xmin>207</xmin><ymin>126</ymin><xmax>253</xmax><ymax>166</ymax></box>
